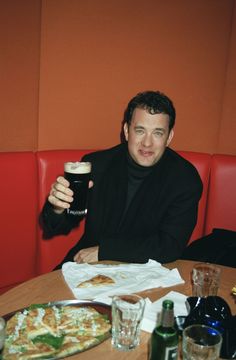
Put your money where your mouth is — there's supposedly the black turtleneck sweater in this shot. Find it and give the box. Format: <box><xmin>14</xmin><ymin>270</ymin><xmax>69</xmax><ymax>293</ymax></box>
<box><xmin>125</xmin><ymin>153</ymin><xmax>153</xmax><ymax>212</ymax></box>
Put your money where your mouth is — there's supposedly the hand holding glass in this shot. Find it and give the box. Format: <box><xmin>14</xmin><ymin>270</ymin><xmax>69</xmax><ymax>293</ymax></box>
<box><xmin>64</xmin><ymin>161</ymin><xmax>91</xmax><ymax>216</ymax></box>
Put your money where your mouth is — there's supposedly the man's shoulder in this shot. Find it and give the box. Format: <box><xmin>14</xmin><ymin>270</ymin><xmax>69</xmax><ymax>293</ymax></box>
<box><xmin>164</xmin><ymin>148</ymin><xmax>203</xmax><ymax>186</ymax></box>
<box><xmin>166</xmin><ymin>148</ymin><xmax>199</xmax><ymax>172</ymax></box>
<box><xmin>83</xmin><ymin>143</ymin><xmax>125</xmax><ymax>162</ymax></box>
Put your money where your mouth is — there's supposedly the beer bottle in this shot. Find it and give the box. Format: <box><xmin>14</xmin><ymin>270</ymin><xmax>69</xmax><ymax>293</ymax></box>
<box><xmin>149</xmin><ymin>299</ymin><xmax>178</xmax><ymax>360</ymax></box>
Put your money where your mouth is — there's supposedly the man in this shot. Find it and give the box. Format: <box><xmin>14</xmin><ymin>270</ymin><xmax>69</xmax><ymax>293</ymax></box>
<box><xmin>41</xmin><ymin>90</ymin><xmax>202</xmax><ymax>268</ymax></box>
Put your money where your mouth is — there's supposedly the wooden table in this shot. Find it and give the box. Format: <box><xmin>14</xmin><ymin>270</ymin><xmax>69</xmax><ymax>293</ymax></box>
<box><xmin>0</xmin><ymin>260</ymin><xmax>235</xmax><ymax>359</ymax></box>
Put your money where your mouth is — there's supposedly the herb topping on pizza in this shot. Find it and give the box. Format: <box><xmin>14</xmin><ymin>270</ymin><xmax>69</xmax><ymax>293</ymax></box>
<box><xmin>2</xmin><ymin>304</ymin><xmax>111</xmax><ymax>359</ymax></box>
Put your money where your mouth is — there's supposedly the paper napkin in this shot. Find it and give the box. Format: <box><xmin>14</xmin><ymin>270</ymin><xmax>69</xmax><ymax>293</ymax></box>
<box><xmin>141</xmin><ymin>291</ymin><xmax>188</xmax><ymax>333</ymax></box>
<box><xmin>62</xmin><ymin>260</ymin><xmax>185</xmax><ymax>300</ymax></box>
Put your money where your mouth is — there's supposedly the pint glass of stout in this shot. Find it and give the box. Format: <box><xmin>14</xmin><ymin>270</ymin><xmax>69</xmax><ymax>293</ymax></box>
<box><xmin>64</xmin><ymin>161</ymin><xmax>91</xmax><ymax>216</ymax></box>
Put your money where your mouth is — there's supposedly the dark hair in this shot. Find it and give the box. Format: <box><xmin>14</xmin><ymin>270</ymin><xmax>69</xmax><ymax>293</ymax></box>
<box><xmin>123</xmin><ymin>90</ymin><xmax>176</xmax><ymax>131</ymax></box>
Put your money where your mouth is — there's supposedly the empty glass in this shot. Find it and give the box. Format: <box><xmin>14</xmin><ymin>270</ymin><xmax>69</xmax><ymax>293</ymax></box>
<box><xmin>192</xmin><ymin>263</ymin><xmax>221</xmax><ymax>297</ymax></box>
<box><xmin>0</xmin><ymin>317</ymin><xmax>5</xmax><ymax>350</ymax></box>
<box><xmin>111</xmin><ymin>294</ymin><xmax>145</xmax><ymax>351</ymax></box>
<box><xmin>182</xmin><ymin>324</ymin><xmax>222</xmax><ymax>360</ymax></box>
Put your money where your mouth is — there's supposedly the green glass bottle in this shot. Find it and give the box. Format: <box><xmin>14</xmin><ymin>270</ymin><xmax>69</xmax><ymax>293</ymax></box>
<box><xmin>149</xmin><ymin>299</ymin><xmax>178</xmax><ymax>360</ymax></box>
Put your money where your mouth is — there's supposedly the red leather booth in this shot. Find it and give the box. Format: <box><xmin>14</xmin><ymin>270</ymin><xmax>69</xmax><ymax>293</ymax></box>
<box><xmin>0</xmin><ymin>149</ymin><xmax>235</xmax><ymax>294</ymax></box>
<box><xmin>204</xmin><ymin>154</ymin><xmax>236</xmax><ymax>234</ymax></box>
<box><xmin>0</xmin><ymin>152</ymin><xmax>38</xmax><ymax>292</ymax></box>
<box><xmin>178</xmin><ymin>151</ymin><xmax>211</xmax><ymax>244</ymax></box>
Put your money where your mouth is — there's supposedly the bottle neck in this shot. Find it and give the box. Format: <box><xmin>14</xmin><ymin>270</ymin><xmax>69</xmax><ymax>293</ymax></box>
<box><xmin>161</xmin><ymin>309</ymin><xmax>174</xmax><ymax>327</ymax></box>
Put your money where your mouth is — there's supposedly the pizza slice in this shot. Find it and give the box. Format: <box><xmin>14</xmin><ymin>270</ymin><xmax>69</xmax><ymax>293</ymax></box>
<box><xmin>59</xmin><ymin>306</ymin><xmax>111</xmax><ymax>336</ymax></box>
<box><xmin>3</xmin><ymin>309</ymin><xmax>59</xmax><ymax>360</ymax></box>
<box><xmin>2</xmin><ymin>304</ymin><xmax>111</xmax><ymax>360</ymax></box>
<box><xmin>58</xmin><ymin>334</ymin><xmax>99</xmax><ymax>357</ymax></box>
<box><xmin>76</xmin><ymin>274</ymin><xmax>115</xmax><ymax>288</ymax></box>
<box><xmin>25</xmin><ymin>306</ymin><xmax>59</xmax><ymax>338</ymax></box>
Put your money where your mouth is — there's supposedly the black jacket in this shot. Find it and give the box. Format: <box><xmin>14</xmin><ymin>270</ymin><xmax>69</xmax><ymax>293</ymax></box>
<box><xmin>42</xmin><ymin>143</ymin><xmax>203</xmax><ymax>268</ymax></box>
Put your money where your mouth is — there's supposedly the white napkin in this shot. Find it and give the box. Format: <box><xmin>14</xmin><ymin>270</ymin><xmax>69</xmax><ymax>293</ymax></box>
<box><xmin>62</xmin><ymin>260</ymin><xmax>184</xmax><ymax>300</ymax></box>
<box><xmin>141</xmin><ymin>291</ymin><xmax>188</xmax><ymax>333</ymax></box>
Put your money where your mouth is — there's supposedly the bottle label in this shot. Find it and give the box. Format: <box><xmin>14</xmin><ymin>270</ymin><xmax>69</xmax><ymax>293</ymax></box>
<box><xmin>164</xmin><ymin>346</ymin><xmax>178</xmax><ymax>360</ymax></box>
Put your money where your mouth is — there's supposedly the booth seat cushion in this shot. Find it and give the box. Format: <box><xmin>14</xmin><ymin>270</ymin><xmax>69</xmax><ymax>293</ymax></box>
<box><xmin>204</xmin><ymin>154</ymin><xmax>236</xmax><ymax>235</ymax></box>
<box><xmin>0</xmin><ymin>152</ymin><xmax>38</xmax><ymax>293</ymax></box>
<box><xmin>177</xmin><ymin>151</ymin><xmax>211</xmax><ymax>244</ymax></box>
<box><xmin>37</xmin><ymin>150</ymin><xmax>95</xmax><ymax>274</ymax></box>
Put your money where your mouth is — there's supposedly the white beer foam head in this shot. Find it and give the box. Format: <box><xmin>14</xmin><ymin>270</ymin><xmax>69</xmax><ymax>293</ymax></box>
<box><xmin>64</xmin><ymin>161</ymin><xmax>91</xmax><ymax>174</ymax></box>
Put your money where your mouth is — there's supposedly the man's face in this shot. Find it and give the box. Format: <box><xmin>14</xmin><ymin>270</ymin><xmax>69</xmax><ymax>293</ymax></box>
<box><xmin>124</xmin><ymin>108</ymin><xmax>174</xmax><ymax>167</ymax></box>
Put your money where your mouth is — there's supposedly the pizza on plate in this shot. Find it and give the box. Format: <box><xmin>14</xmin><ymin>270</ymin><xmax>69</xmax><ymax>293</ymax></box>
<box><xmin>2</xmin><ymin>304</ymin><xmax>111</xmax><ymax>360</ymax></box>
<box><xmin>76</xmin><ymin>274</ymin><xmax>115</xmax><ymax>288</ymax></box>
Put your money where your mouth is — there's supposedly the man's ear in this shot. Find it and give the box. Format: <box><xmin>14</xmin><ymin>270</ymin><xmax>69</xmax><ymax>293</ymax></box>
<box><xmin>167</xmin><ymin>129</ymin><xmax>174</xmax><ymax>146</ymax></box>
<box><xmin>123</xmin><ymin>123</ymin><xmax>129</xmax><ymax>141</ymax></box>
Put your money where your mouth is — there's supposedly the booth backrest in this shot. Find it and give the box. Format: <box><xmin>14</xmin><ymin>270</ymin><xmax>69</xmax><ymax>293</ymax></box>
<box><xmin>178</xmin><ymin>151</ymin><xmax>211</xmax><ymax>244</ymax></box>
<box><xmin>1</xmin><ymin>149</ymin><xmax>235</xmax><ymax>294</ymax></box>
<box><xmin>37</xmin><ymin>150</ymin><xmax>95</xmax><ymax>274</ymax></box>
<box><xmin>0</xmin><ymin>152</ymin><xmax>38</xmax><ymax>292</ymax></box>
<box><xmin>204</xmin><ymin>154</ymin><xmax>236</xmax><ymax>235</ymax></box>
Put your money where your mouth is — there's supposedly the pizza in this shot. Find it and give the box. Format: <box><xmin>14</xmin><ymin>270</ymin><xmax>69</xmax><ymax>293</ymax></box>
<box><xmin>76</xmin><ymin>274</ymin><xmax>115</xmax><ymax>288</ymax></box>
<box><xmin>2</xmin><ymin>303</ymin><xmax>111</xmax><ymax>359</ymax></box>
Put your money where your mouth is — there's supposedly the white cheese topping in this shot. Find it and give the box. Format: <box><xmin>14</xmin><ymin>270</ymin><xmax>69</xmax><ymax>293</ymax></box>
<box><xmin>34</xmin><ymin>307</ymin><xmax>45</xmax><ymax>326</ymax></box>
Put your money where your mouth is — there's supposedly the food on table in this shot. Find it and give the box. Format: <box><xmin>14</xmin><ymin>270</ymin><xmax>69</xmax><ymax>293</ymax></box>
<box><xmin>2</xmin><ymin>304</ymin><xmax>111</xmax><ymax>359</ymax></box>
<box><xmin>76</xmin><ymin>274</ymin><xmax>115</xmax><ymax>288</ymax></box>
<box><xmin>232</xmin><ymin>285</ymin><xmax>236</xmax><ymax>295</ymax></box>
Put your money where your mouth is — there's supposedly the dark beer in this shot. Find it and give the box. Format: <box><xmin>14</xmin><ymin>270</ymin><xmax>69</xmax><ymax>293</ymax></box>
<box><xmin>64</xmin><ymin>161</ymin><xmax>91</xmax><ymax>216</ymax></box>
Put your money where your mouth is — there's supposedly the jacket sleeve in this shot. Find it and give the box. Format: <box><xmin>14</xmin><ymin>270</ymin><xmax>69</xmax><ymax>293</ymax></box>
<box><xmin>40</xmin><ymin>201</ymin><xmax>82</xmax><ymax>239</ymax></box>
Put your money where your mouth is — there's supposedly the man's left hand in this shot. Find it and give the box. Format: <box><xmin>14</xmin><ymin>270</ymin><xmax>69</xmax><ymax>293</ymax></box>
<box><xmin>73</xmin><ymin>246</ymin><xmax>99</xmax><ymax>264</ymax></box>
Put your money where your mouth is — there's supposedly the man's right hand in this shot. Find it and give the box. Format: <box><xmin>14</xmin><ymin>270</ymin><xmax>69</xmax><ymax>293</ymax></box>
<box><xmin>48</xmin><ymin>176</ymin><xmax>73</xmax><ymax>214</ymax></box>
<box><xmin>48</xmin><ymin>177</ymin><xmax>94</xmax><ymax>214</ymax></box>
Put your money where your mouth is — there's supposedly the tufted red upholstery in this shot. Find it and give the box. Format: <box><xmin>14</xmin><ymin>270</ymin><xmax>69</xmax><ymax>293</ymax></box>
<box><xmin>0</xmin><ymin>152</ymin><xmax>38</xmax><ymax>294</ymax></box>
<box><xmin>36</xmin><ymin>150</ymin><xmax>95</xmax><ymax>274</ymax></box>
<box><xmin>178</xmin><ymin>151</ymin><xmax>211</xmax><ymax>244</ymax></box>
<box><xmin>204</xmin><ymin>154</ymin><xmax>236</xmax><ymax>235</ymax></box>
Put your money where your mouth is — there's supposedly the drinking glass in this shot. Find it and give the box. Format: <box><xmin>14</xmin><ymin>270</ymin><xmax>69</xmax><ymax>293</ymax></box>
<box><xmin>64</xmin><ymin>161</ymin><xmax>91</xmax><ymax>216</ymax></box>
<box><xmin>192</xmin><ymin>263</ymin><xmax>221</xmax><ymax>297</ymax></box>
<box><xmin>0</xmin><ymin>317</ymin><xmax>5</xmax><ymax>350</ymax></box>
<box><xmin>182</xmin><ymin>324</ymin><xmax>222</xmax><ymax>360</ymax></box>
<box><xmin>111</xmin><ymin>294</ymin><xmax>145</xmax><ymax>351</ymax></box>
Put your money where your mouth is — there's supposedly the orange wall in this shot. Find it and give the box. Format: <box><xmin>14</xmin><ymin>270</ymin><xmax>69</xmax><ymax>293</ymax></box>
<box><xmin>0</xmin><ymin>0</ymin><xmax>41</xmax><ymax>151</ymax></box>
<box><xmin>219</xmin><ymin>1</ymin><xmax>236</xmax><ymax>155</ymax></box>
<box><xmin>1</xmin><ymin>0</ymin><xmax>236</xmax><ymax>155</ymax></box>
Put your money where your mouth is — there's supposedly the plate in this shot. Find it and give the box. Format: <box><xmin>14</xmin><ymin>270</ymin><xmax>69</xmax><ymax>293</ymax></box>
<box><xmin>1</xmin><ymin>300</ymin><xmax>111</xmax><ymax>360</ymax></box>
